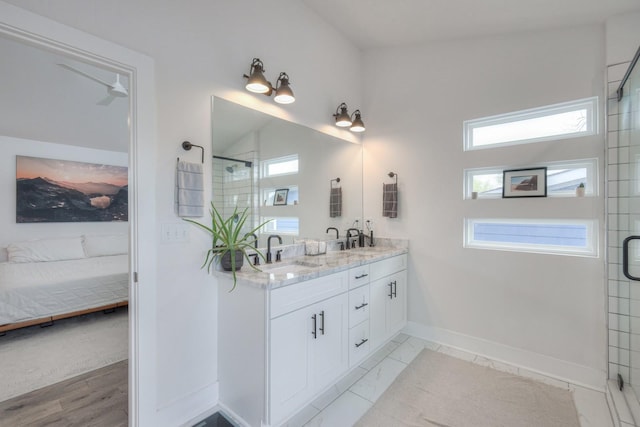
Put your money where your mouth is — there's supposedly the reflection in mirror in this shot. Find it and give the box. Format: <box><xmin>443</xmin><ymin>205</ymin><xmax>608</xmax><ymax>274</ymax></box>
<box><xmin>211</xmin><ymin>97</ymin><xmax>363</xmax><ymax>245</ymax></box>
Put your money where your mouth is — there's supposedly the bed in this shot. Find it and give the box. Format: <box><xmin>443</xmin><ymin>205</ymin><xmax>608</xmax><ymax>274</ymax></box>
<box><xmin>0</xmin><ymin>234</ymin><xmax>128</xmax><ymax>333</ymax></box>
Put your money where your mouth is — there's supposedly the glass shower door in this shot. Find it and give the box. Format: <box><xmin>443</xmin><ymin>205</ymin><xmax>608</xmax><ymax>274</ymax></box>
<box><xmin>613</xmin><ymin>48</ymin><xmax>640</xmax><ymax>397</ymax></box>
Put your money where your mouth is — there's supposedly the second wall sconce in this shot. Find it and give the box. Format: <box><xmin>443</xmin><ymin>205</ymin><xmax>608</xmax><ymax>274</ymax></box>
<box><xmin>333</xmin><ymin>102</ymin><xmax>365</xmax><ymax>132</ymax></box>
<box><xmin>243</xmin><ymin>58</ymin><xmax>295</xmax><ymax>104</ymax></box>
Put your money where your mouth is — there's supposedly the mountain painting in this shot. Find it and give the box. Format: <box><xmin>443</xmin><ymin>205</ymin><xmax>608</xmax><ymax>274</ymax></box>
<box><xmin>16</xmin><ymin>156</ymin><xmax>128</xmax><ymax>223</ymax></box>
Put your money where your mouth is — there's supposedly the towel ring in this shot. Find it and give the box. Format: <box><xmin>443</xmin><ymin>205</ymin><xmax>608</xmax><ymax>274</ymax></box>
<box><xmin>331</xmin><ymin>177</ymin><xmax>341</xmax><ymax>188</ymax></box>
<box><xmin>387</xmin><ymin>172</ymin><xmax>397</xmax><ymax>184</ymax></box>
<box><xmin>180</xmin><ymin>140</ymin><xmax>204</xmax><ymax>163</ymax></box>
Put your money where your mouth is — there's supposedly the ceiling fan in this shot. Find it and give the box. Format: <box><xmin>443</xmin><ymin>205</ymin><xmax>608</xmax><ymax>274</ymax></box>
<box><xmin>57</xmin><ymin>63</ymin><xmax>128</xmax><ymax>106</ymax></box>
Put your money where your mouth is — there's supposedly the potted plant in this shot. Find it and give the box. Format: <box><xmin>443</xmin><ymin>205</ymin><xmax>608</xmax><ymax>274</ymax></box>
<box><xmin>184</xmin><ymin>203</ymin><xmax>269</xmax><ymax>291</ymax></box>
<box><xmin>576</xmin><ymin>182</ymin><xmax>585</xmax><ymax>197</ymax></box>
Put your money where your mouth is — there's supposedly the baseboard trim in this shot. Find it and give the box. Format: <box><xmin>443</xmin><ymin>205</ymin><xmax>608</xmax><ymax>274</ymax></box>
<box><xmin>404</xmin><ymin>321</ymin><xmax>606</xmax><ymax>391</ymax></box>
<box><xmin>159</xmin><ymin>381</ymin><xmax>219</xmax><ymax>427</ymax></box>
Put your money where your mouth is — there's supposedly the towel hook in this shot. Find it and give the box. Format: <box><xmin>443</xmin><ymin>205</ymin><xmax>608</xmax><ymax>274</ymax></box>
<box><xmin>330</xmin><ymin>177</ymin><xmax>341</xmax><ymax>188</ymax></box>
<box><xmin>388</xmin><ymin>172</ymin><xmax>397</xmax><ymax>184</ymax></box>
<box><xmin>180</xmin><ymin>141</ymin><xmax>204</xmax><ymax>163</ymax></box>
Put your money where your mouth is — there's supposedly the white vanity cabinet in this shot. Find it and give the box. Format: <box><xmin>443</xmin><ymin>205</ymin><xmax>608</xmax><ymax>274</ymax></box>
<box><xmin>269</xmin><ymin>289</ymin><xmax>348</xmax><ymax>424</ymax></box>
<box><xmin>369</xmin><ymin>254</ymin><xmax>407</xmax><ymax>350</ymax></box>
<box><xmin>217</xmin><ymin>252</ymin><xmax>407</xmax><ymax>427</ymax></box>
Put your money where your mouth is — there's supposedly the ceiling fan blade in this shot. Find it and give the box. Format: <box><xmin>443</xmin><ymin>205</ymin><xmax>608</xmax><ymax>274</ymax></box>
<box><xmin>97</xmin><ymin>95</ymin><xmax>116</xmax><ymax>106</ymax></box>
<box><xmin>57</xmin><ymin>63</ymin><xmax>111</xmax><ymax>88</ymax></box>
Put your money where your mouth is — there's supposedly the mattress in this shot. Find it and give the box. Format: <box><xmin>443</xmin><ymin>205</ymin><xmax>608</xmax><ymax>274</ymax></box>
<box><xmin>0</xmin><ymin>255</ymin><xmax>128</xmax><ymax>325</ymax></box>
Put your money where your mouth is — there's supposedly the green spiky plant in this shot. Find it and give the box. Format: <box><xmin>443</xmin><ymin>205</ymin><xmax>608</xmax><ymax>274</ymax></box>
<box><xmin>184</xmin><ymin>203</ymin><xmax>270</xmax><ymax>291</ymax></box>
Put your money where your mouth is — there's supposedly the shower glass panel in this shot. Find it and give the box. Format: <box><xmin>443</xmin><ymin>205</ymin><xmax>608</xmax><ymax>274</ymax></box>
<box><xmin>212</xmin><ymin>153</ymin><xmax>258</xmax><ymax>235</ymax></box>
<box><xmin>611</xmin><ymin>48</ymin><xmax>640</xmax><ymax>402</ymax></box>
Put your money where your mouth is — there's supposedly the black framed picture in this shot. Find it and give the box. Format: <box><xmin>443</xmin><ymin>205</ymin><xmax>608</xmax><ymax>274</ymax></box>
<box><xmin>274</xmin><ymin>188</ymin><xmax>289</xmax><ymax>206</ymax></box>
<box><xmin>502</xmin><ymin>167</ymin><xmax>547</xmax><ymax>198</ymax></box>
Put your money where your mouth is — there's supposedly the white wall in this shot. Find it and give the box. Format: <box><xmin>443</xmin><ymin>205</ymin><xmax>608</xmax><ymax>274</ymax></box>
<box><xmin>0</xmin><ymin>1</ymin><xmax>363</xmax><ymax>424</ymax></box>
<box><xmin>362</xmin><ymin>25</ymin><xmax>607</xmax><ymax>388</ymax></box>
<box><xmin>606</xmin><ymin>11</ymin><xmax>640</xmax><ymax>65</ymax></box>
<box><xmin>0</xmin><ymin>136</ymin><xmax>128</xmax><ymax>260</ymax></box>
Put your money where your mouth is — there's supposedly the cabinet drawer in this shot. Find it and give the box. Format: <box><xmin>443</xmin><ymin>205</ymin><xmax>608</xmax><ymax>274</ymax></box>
<box><xmin>349</xmin><ymin>320</ymin><xmax>370</xmax><ymax>367</ymax></box>
<box><xmin>349</xmin><ymin>265</ymin><xmax>370</xmax><ymax>289</ymax></box>
<box><xmin>270</xmin><ymin>271</ymin><xmax>349</xmax><ymax>318</ymax></box>
<box><xmin>370</xmin><ymin>254</ymin><xmax>407</xmax><ymax>281</ymax></box>
<box><xmin>348</xmin><ymin>285</ymin><xmax>370</xmax><ymax>328</ymax></box>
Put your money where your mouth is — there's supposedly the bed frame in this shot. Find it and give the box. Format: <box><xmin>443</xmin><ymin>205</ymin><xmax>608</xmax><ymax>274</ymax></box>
<box><xmin>0</xmin><ymin>301</ymin><xmax>128</xmax><ymax>334</ymax></box>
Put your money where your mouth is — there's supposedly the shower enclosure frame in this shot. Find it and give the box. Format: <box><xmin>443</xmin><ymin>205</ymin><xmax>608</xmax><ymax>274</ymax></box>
<box><xmin>608</xmin><ymin>44</ymin><xmax>640</xmax><ymax>426</ymax></box>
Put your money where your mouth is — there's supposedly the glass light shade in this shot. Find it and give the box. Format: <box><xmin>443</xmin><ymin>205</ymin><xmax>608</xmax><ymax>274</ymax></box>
<box><xmin>350</xmin><ymin>111</ymin><xmax>365</xmax><ymax>132</ymax></box>
<box><xmin>274</xmin><ymin>76</ymin><xmax>295</xmax><ymax>104</ymax></box>
<box><xmin>245</xmin><ymin>64</ymin><xmax>271</xmax><ymax>94</ymax></box>
<box><xmin>335</xmin><ymin>105</ymin><xmax>352</xmax><ymax>127</ymax></box>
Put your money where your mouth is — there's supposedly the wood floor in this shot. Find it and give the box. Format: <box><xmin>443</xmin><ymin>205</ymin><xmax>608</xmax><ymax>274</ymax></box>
<box><xmin>0</xmin><ymin>360</ymin><xmax>127</xmax><ymax>427</ymax></box>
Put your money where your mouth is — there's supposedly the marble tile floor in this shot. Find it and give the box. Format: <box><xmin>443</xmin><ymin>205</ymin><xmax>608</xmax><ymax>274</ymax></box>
<box><xmin>278</xmin><ymin>333</ymin><xmax>615</xmax><ymax>427</ymax></box>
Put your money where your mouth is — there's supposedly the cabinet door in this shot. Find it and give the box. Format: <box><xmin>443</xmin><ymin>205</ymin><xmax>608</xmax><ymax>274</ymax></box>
<box><xmin>386</xmin><ymin>270</ymin><xmax>407</xmax><ymax>336</ymax></box>
<box><xmin>311</xmin><ymin>292</ymin><xmax>349</xmax><ymax>392</ymax></box>
<box><xmin>270</xmin><ymin>305</ymin><xmax>315</xmax><ymax>424</ymax></box>
<box><xmin>370</xmin><ymin>270</ymin><xmax>407</xmax><ymax>348</ymax></box>
<box><xmin>370</xmin><ymin>276</ymin><xmax>390</xmax><ymax>349</ymax></box>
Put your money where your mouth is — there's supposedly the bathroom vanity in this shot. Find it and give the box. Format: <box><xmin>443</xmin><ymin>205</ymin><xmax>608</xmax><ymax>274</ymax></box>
<box><xmin>216</xmin><ymin>246</ymin><xmax>407</xmax><ymax>427</ymax></box>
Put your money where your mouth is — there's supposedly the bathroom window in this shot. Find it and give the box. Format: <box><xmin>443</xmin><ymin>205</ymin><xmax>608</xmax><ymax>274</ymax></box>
<box><xmin>262</xmin><ymin>186</ymin><xmax>299</xmax><ymax>206</ymax></box>
<box><xmin>463</xmin><ymin>159</ymin><xmax>597</xmax><ymax>199</ymax></box>
<box><xmin>464</xmin><ymin>218</ymin><xmax>598</xmax><ymax>257</ymax></box>
<box><xmin>262</xmin><ymin>216</ymin><xmax>299</xmax><ymax>235</ymax></box>
<box><xmin>463</xmin><ymin>97</ymin><xmax>598</xmax><ymax>151</ymax></box>
<box><xmin>263</xmin><ymin>154</ymin><xmax>299</xmax><ymax>177</ymax></box>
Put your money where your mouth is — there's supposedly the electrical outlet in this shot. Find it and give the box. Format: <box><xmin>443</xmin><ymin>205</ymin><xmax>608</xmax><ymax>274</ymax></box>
<box><xmin>161</xmin><ymin>223</ymin><xmax>190</xmax><ymax>243</ymax></box>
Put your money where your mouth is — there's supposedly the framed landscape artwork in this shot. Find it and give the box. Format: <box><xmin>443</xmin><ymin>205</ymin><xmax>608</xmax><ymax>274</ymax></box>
<box><xmin>16</xmin><ymin>155</ymin><xmax>128</xmax><ymax>223</ymax></box>
<box><xmin>502</xmin><ymin>167</ymin><xmax>547</xmax><ymax>198</ymax></box>
<box><xmin>273</xmin><ymin>188</ymin><xmax>289</xmax><ymax>206</ymax></box>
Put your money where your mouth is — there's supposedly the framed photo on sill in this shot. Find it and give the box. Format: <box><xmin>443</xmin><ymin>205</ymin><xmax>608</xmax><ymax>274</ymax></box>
<box><xmin>274</xmin><ymin>188</ymin><xmax>289</xmax><ymax>206</ymax></box>
<box><xmin>502</xmin><ymin>167</ymin><xmax>547</xmax><ymax>198</ymax></box>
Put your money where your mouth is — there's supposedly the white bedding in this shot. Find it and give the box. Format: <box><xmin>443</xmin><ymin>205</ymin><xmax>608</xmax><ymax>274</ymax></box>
<box><xmin>0</xmin><ymin>255</ymin><xmax>128</xmax><ymax>325</ymax></box>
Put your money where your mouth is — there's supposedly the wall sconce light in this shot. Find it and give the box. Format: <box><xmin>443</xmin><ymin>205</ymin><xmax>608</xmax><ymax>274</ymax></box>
<box><xmin>243</xmin><ymin>58</ymin><xmax>295</xmax><ymax>104</ymax></box>
<box><xmin>333</xmin><ymin>102</ymin><xmax>366</xmax><ymax>132</ymax></box>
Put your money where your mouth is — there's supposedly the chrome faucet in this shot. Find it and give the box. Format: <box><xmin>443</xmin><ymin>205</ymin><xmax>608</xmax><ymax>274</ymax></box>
<box><xmin>326</xmin><ymin>227</ymin><xmax>339</xmax><ymax>239</ymax></box>
<box><xmin>267</xmin><ymin>235</ymin><xmax>282</xmax><ymax>263</ymax></box>
<box><xmin>345</xmin><ymin>228</ymin><xmax>360</xmax><ymax>249</ymax></box>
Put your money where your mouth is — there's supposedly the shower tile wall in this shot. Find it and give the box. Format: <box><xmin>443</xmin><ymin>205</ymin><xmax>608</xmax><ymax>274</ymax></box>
<box><xmin>608</xmin><ymin>60</ymin><xmax>640</xmax><ymax>389</ymax></box>
<box><xmin>212</xmin><ymin>151</ymin><xmax>259</xmax><ymax>232</ymax></box>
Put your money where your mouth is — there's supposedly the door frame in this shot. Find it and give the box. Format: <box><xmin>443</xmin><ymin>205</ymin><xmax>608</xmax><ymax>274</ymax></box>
<box><xmin>0</xmin><ymin>3</ymin><xmax>158</xmax><ymax>425</ymax></box>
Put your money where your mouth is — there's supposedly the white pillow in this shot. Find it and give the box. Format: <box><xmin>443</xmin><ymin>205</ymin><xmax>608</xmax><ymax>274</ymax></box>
<box><xmin>83</xmin><ymin>234</ymin><xmax>128</xmax><ymax>257</ymax></box>
<box><xmin>7</xmin><ymin>237</ymin><xmax>86</xmax><ymax>263</ymax></box>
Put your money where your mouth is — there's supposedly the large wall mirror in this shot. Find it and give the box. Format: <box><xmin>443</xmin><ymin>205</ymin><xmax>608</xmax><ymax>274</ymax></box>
<box><xmin>211</xmin><ymin>96</ymin><xmax>363</xmax><ymax>245</ymax></box>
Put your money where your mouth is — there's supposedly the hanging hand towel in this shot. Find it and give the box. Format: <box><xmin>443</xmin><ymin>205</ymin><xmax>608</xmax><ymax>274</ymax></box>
<box><xmin>382</xmin><ymin>183</ymin><xmax>398</xmax><ymax>218</ymax></box>
<box><xmin>175</xmin><ymin>160</ymin><xmax>204</xmax><ymax>217</ymax></box>
<box><xmin>330</xmin><ymin>187</ymin><xmax>342</xmax><ymax>218</ymax></box>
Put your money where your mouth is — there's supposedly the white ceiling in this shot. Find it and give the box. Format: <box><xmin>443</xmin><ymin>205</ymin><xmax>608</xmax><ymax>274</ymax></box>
<box><xmin>303</xmin><ymin>0</ymin><xmax>640</xmax><ymax>49</ymax></box>
<box><xmin>0</xmin><ymin>35</ymin><xmax>129</xmax><ymax>153</ymax></box>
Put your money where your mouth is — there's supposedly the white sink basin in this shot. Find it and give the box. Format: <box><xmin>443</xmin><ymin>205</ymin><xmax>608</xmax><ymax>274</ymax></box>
<box><xmin>260</xmin><ymin>260</ymin><xmax>322</xmax><ymax>274</ymax></box>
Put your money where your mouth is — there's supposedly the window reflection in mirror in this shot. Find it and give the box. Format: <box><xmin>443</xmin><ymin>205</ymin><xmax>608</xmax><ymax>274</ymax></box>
<box><xmin>211</xmin><ymin>97</ymin><xmax>363</xmax><ymax>245</ymax></box>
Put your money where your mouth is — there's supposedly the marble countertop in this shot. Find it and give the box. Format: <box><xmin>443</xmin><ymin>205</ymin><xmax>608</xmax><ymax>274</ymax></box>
<box><xmin>214</xmin><ymin>245</ymin><xmax>408</xmax><ymax>290</ymax></box>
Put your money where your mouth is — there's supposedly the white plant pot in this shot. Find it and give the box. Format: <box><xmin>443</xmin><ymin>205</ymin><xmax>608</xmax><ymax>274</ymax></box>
<box><xmin>576</xmin><ymin>187</ymin><xmax>585</xmax><ymax>197</ymax></box>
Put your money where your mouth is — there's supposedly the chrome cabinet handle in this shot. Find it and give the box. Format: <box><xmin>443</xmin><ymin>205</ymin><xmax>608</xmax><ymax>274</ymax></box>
<box><xmin>355</xmin><ymin>302</ymin><xmax>369</xmax><ymax>310</ymax></box>
<box><xmin>311</xmin><ymin>314</ymin><xmax>317</xmax><ymax>339</ymax></box>
<box><xmin>355</xmin><ymin>338</ymin><xmax>369</xmax><ymax>348</ymax></box>
<box><xmin>319</xmin><ymin>310</ymin><xmax>325</xmax><ymax>335</ymax></box>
